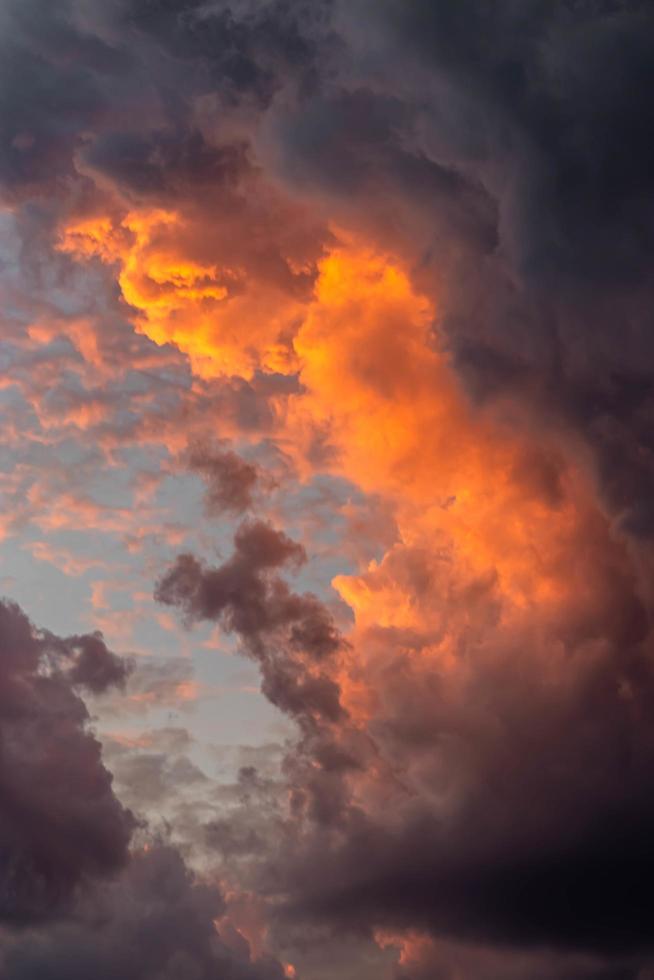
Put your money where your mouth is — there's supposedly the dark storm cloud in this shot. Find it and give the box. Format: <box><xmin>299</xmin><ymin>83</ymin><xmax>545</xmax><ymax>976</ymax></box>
<box><xmin>0</xmin><ymin>0</ymin><xmax>329</xmax><ymax>309</ymax></box>
<box><xmin>0</xmin><ymin>0</ymin><xmax>324</xmax><ymax>205</ymax></box>
<box><xmin>389</xmin><ymin>0</ymin><xmax>654</xmax><ymax>538</ymax></box>
<box><xmin>156</xmin><ymin>520</ymin><xmax>344</xmax><ymax>724</ymax></box>
<box><xmin>0</xmin><ymin>0</ymin><xmax>130</xmax><ymax>197</ymax></box>
<box><xmin>390</xmin><ymin>936</ymin><xmax>640</xmax><ymax>980</ymax></box>
<box><xmin>310</xmin><ymin>0</ymin><xmax>654</xmax><ymax>289</ymax></box>
<box><xmin>0</xmin><ymin>601</ymin><xmax>287</xmax><ymax>979</ymax></box>
<box><xmin>81</xmin><ymin>126</ymin><xmax>250</xmax><ymax>201</ymax></box>
<box><xmin>264</xmin><ymin>0</ymin><xmax>654</xmax><ymax>535</ymax></box>
<box><xmin>261</xmin><ymin>525</ymin><xmax>654</xmax><ymax>969</ymax></box>
<box><xmin>0</xmin><ymin>843</ymin><xmax>287</xmax><ymax>980</ymax></box>
<box><xmin>377</xmin><ymin>0</ymin><xmax>654</xmax><ymax>282</ymax></box>
<box><xmin>118</xmin><ymin>0</ymin><xmax>324</xmax><ymax>107</ymax></box>
<box><xmin>0</xmin><ymin>599</ymin><xmax>133</xmax><ymax>925</ymax></box>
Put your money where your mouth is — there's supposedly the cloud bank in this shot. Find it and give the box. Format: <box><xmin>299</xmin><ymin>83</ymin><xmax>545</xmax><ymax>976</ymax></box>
<box><xmin>3</xmin><ymin>1</ymin><xmax>654</xmax><ymax>977</ymax></box>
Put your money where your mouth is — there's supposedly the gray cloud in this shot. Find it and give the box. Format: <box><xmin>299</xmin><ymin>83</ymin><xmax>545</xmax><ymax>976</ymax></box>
<box><xmin>0</xmin><ymin>599</ymin><xmax>133</xmax><ymax>925</ymax></box>
<box><xmin>186</xmin><ymin>440</ymin><xmax>261</xmax><ymax>515</ymax></box>
<box><xmin>156</xmin><ymin>520</ymin><xmax>344</xmax><ymax>727</ymax></box>
<box><xmin>0</xmin><ymin>843</ymin><xmax>287</xmax><ymax>980</ymax></box>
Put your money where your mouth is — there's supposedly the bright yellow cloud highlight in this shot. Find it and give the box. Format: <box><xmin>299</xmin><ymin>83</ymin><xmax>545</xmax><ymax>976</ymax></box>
<box><xmin>58</xmin><ymin>211</ymin><xmax>602</xmax><ymax>663</ymax></box>
<box><xmin>58</xmin><ymin>209</ymin><xmax>304</xmax><ymax>379</ymax></box>
<box><xmin>284</xmin><ymin>239</ymin><xmax>588</xmax><ymax>620</ymax></box>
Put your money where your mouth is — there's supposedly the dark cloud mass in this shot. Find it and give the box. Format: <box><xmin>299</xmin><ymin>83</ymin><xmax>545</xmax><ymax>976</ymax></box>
<box><xmin>312</xmin><ymin>0</ymin><xmax>654</xmax><ymax>535</ymax></box>
<box><xmin>249</xmin><ymin>528</ymin><xmax>654</xmax><ymax>965</ymax></box>
<box><xmin>58</xmin><ymin>631</ymin><xmax>131</xmax><ymax>693</ymax></box>
<box><xmin>0</xmin><ymin>599</ymin><xmax>289</xmax><ymax>979</ymax></box>
<box><xmin>0</xmin><ymin>844</ymin><xmax>286</xmax><ymax>980</ymax></box>
<box><xmin>0</xmin><ymin>599</ymin><xmax>132</xmax><ymax>924</ymax></box>
<box><xmin>3</xmin><ymin>0</ymin><xmax>654</xmax><ymax>977</ymax></box>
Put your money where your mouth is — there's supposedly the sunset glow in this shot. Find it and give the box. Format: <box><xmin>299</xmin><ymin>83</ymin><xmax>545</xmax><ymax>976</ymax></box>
<box><xmin>1</xmin><ymin>2</ymin><xmax>653</xmax><ymax>978</ymax></box>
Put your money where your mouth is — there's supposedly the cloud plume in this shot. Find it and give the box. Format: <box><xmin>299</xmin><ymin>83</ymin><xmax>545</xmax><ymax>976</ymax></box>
<box><xmin>156</xmin><ymin>520</ymin><xmax>344</xmax><ymax>726</ymax></box>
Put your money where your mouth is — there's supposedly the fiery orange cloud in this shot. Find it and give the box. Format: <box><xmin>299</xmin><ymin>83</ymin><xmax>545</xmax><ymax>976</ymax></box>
<box><xmin>58</xmin><ymin>209</ymin><xmax>306</xmax><ymax>379</ymax></box>
<box><xmin>285</xmin><ymin>237</ymin><xmax>598</xmax><ymax>623</ymax></box>
<box><xmin>59</xmin><ymin>210</ymin><xmax>616</xmax><ymax>730</ymax></box>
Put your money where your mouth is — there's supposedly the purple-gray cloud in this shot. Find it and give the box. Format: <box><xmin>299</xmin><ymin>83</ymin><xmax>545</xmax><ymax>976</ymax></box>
<box><xmin>0</xmin><ymin>599</ymin><xmax>133</xmax><ymax>924</ymax></box>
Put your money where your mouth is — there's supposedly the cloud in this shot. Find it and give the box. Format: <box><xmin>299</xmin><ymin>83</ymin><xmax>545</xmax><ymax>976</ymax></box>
<box><xmin>0</xmin><ymin>599</ymin><xmax>133</xmax><ymax>924</ymax></box>
<box><xmin>62</xmin><ymin>630</ymin><xmax>131</xmax><ymax>693</ymax></box>
<box><xmin>116</xmin><ymin>656</ymin><xmax>199</xmax><ymax>713</ymax></box>
<box><xmin>254</xmin><ymin>514</ymin><xmax>654</xmax><ymax>968</ymax></box>
<box><xmin>186</xmin><ymin>439</ymin><xmax>260</xmax><ymax>516</ymax></box>
<box><xmin>0</xmin><ymin>598</ymin><xmax>288</xmax><ymax>979</ymax></box>
<box><xmin>5</xmin><ymin>0</ymin><xmax>654</xmax><ymax>976</ymax></box>
<box><xmin>156</xmin><ymin>520</ymin><xmax>344</xmax><ymax>727</ymax></box>
<box><xmin>265</xmin><ymin>0</ymin><xmax>654</xmax><ymax>536</ymax></box>
<box><xmin>0</xmin><ymin>843</ymin><xmax>287</xmax><ymax>980</ymax></box>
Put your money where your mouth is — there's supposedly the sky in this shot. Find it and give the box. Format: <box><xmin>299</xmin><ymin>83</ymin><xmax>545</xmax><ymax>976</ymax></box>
<box><xmin>1</xmin><ymin>1</ymin><xmax>654</xmax><ymax>977</ymax></box>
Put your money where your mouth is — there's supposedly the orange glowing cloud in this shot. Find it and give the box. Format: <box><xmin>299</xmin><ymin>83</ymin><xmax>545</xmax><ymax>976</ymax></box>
<box><xmin>27</xmin><ymin>317</ymin><xmax>104</xmax><ymax>371</ymax></box>
<box><xmin>284</xmin><ymin>237</ymin><xmax>597</xmax><ymax>619</ymax></box>
<box><xmin>58</xmin><ymin>210</ymin><xmax>615</xmax><ymax>712</ymax></box>
<box><xmin>48</xmin><ymin>180</ymin><xmax>649</xmax><ymax>980</ymax></box>
<box><xmin>58</xmin><ymin>209</ymin><xmax>307</xmax><ymax>379</ymax></box>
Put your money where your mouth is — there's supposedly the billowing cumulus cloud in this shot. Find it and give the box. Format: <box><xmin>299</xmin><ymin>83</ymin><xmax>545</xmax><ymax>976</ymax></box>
<box><xmin>3</xmin><ymin>1</ymin><xmax>654</xmax><ymax>978</ymax></box>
